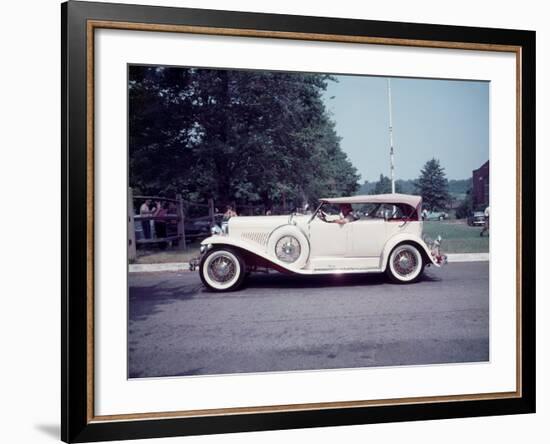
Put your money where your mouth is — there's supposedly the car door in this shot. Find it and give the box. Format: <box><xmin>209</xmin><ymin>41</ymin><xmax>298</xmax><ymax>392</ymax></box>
<box><xmin>348</xmin><ymin>218</ymin><xmax>387</xmax><ymax>258</ymax></box>
<box><xmin>308</xmin><ymin>217</ymin><xmax>351</xmax><ymax>258</ymax></box>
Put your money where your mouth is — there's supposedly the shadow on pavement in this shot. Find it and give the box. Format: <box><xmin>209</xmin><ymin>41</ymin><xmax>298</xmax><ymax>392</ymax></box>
<box><xmin>240</xmin><ymin>269</ymin><xmax>443</xmax><ymax>289</ymax></box>
<box><xmin>129</xmin><ymin>282</ymin><xmax>202</xmax><ymax>322</ymax></box>
<box><xmin>241</xmin><ymin>272</ymin><xmax>388</xmax><ymax>290</ymax></box>
<box><xmin>129</xmin><ymin>269</ymin><xmax>442</xmax><ymax>321</ymax></box>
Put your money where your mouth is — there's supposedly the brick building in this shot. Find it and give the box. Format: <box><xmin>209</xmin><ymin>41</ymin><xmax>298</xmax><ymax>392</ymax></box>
<box><xmin>472</xmin><ymin>160</ymin><xmax>489</xmax><ymax>209</ymax></box>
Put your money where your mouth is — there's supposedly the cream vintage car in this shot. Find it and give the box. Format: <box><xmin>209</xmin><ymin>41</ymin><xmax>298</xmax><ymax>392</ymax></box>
<box><xmin>197</xmin><ymin>193</ymin><xmax>446</xmax><ymax>291</ymax></box>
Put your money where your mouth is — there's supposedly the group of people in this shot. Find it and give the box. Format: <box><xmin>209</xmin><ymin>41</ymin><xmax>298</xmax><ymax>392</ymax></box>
<box><xmin>139</xmin><ymin>200</ymin><xmax>241</xmax><ymax>241</ymax></box>
<box><xmin>139</xmin><ymin>199</ymin><xmax>170</xmax><ymax>239</ymax></box>
<box><xmin>222</xmin><ymin>203</ymin><xmax>358</xmax><ymax>225</ymax></box>
<box><xmin>139</xmin><ymin>198</ymin><xmax>490</xmax><ymax>238</ymax></box>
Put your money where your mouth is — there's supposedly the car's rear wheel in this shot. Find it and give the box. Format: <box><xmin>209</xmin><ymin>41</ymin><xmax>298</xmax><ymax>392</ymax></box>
<box><xmin>386</xmin><ymin>243</ymin><xmax>424</xmax><ymax>284</ymax></box>
<box><xmin>199</xmin><ymin>248</ymin><xmax>246</xmax><ymax>291</ymax></box>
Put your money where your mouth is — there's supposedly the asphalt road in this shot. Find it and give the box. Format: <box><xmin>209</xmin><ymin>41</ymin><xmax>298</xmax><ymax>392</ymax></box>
<box><xmin>128</xmin><ymin>262</ymin><xmax>489</xmax><ymax>378</ymax></box>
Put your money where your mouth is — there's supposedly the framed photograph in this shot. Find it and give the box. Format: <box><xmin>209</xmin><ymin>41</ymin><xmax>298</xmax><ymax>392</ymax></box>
<box><xmin>62</xmin><ymin>1</ymin><xmax>535</xmax><ymax>442</ymax></box>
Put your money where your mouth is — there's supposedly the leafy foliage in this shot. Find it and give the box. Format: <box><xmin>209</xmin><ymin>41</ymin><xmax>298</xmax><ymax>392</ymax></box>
<box><xmin>414</xmin><ymin>158</ymin><xmax>450</xmax><ymax>210</ymax></box>
<box><xmin>455</xmin><ymin>187</ymin><xmax>473</xmax><ymax>219</ymax></box>
<box><xmin>369</xmin><ymin>174</ymin><xmax>403</xmax><ymax>194</ymax></box>
<box><xmin>448</xmin><ymin>178</ymin><xmax>472</xmax><ymax>194</ymax></box>
<box><xmin>358</xmin><ymin>177</ymin><xmax>464</xmax><ymax>196</ymax></box>
<box><xmin>129</xmin><ymin>66</ymin><xmax>359</xmax><ymax>208</ymax></box>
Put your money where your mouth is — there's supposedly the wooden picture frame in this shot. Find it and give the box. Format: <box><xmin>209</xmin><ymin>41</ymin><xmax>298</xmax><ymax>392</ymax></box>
<box><xmin>62</xmin><ymin>1</ymin><xmax>535</xmax><ymax>442</ymax></box>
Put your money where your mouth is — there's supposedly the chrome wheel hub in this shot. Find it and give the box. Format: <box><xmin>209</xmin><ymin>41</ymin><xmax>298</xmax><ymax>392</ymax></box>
<box><xmin>393</xmin><ymin>249</ymin><xmax>418</xmax><ymax>276</ymax></box>
<box><xmin>275</xmin><ymin>235</ymin><xmax>301</xmax><ymax>263</ymax></box>
<box><xmin>208</xmin><ymin>255</ymin><xmax>236</xmax><ymax>283</ymax></box>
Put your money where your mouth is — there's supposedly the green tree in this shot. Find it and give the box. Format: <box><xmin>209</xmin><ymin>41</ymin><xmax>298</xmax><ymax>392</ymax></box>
<box><xmin>414</xmin><ymin>158</ymin><xmax>450</xmax><ymax>210</ymax></box>
<box><xmin>128</xmin><ymin>66</ymin><xmax>359</xmax><ymax>208</ymax></box>
<box><xmin>455</xmin><ymin>187</ymin><xmax>473</xmax><ymax>219</ymax></box>
<box><xmin>371</xmin><ymin>174</ymin><xmax>402</xmax><ymax>194</ymax></box>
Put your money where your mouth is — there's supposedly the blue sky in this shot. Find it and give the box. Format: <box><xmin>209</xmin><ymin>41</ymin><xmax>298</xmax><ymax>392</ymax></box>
<box><xmin>323</xmin><ymin>75</ymin><xmax>489</xmax><ymax>182</ymax></box>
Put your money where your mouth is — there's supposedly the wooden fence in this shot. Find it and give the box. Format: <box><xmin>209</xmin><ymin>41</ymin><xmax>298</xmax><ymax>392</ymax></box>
<box><xmin>128</xmin><ymin>188</ymin><xmax>216</xmax><ymax>261</ymax></box>
<box><xmin>128</xmin><ymin>188</ymin><xmax>283</xmax><ymax>260</ymax></box>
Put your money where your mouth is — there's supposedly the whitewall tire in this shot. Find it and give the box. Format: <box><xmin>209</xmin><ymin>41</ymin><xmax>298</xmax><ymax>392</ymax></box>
<box><xmin>199</xmin><ymin>248</ymin><xmax>246</xmax><ymax>292</ymax></box>
<box><xmin>386</xmin><ymin>243</ymin><xmax>424</xmax><ymax>283</ymax></box>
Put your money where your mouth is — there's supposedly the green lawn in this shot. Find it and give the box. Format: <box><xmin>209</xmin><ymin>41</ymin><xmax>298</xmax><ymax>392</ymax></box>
<box><xmin>423</xmin><ymin>221</ymin><xmax>489</xmax><ymax>254</ymax></box>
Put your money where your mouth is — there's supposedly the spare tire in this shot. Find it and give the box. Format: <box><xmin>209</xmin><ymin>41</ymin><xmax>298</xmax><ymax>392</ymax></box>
<box><xmin>267</xmin><ymin>226</ymin><xmax>310</xmax><ymax>269</ymax></box>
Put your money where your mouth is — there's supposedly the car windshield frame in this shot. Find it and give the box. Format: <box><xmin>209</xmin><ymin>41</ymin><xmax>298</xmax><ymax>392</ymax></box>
<box><xmin>309</xmin><ymin>200</ymin><xmax>418</xmax><ymax>223</ymax></box>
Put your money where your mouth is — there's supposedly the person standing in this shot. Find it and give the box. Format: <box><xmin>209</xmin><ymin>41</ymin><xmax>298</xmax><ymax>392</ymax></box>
<box><xmin>223</xmin><ymin>205</ymin><xmax>237</xmax><ymax>221</ymax></box>
<box><xmin>422</xmin><ymin>208</ymin><xmax>428</xmax><ymax>221</ymax></box>
<box><xmin>139</xmin><ymin>199</ymin><xmax>153</xmax><ymax>239</ymax></box>
<box><xmin>153</xmin><ymin>201</ymin><xmax>169</xmax><ymax>239</ymax></box>
<box><xmin>480</xmin><ymin>205</ymin><xmax>490</xmax><ymax>237</ymax></box>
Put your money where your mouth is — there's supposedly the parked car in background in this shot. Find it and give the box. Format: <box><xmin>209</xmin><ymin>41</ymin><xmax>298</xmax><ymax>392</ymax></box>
<box><xmin>185</xmin><ymin>213</ymin><xmax>224</xmax><ymax>242</ymax></box>
<box><xmin>195</xmin><ymin>194</ymin><xmax>447</xmax><ymax>291</ymax></box>
<box><xmin>424</xmin><ymin>210</ymin><xmax>449</xmax><ymax>221</ymax></box>
<box><xmin>467</xmin><ymin>211</ymin><xmax>486</xmax><ymax>226</ymax></box>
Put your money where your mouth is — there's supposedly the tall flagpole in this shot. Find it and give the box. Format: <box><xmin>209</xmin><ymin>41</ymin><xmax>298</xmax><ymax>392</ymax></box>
<box><xmin>387</xmin><ymin>78</ymin><xmax>396</xmax><ymax>194</ymax></box>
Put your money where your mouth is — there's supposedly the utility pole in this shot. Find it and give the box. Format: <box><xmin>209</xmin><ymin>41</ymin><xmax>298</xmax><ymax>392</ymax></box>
<box><xmin>387</xmin><ymin>78</ymin><xmax>396</xmax><ymax>194</ymax></box>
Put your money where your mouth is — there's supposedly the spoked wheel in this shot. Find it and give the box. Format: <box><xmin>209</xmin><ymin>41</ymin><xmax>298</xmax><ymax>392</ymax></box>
<box><xmin>199</xmin><ymin>248</ymin><xmax>246</xmax><ymax>291</ymax></box>
<box><xmin>386</xmin><ymin>243</ymin><xmax>424</xmax><ymax>283</ymax></box>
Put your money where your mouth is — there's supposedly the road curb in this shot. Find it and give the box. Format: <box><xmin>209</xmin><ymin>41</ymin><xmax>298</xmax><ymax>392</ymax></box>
<box><xmin>129</xmin><ymin>253</ymin><xmax>489</xmax><ymax>273</ymax></box>
<box><xmin>130</xmin><ymin>263</ymin><xmax>190</xmax><ymax>273</ymax></box>
<box><xmin>446</xmin><ymin>253</ymin><xmax>489</xmax><ymax>263</ymax></box>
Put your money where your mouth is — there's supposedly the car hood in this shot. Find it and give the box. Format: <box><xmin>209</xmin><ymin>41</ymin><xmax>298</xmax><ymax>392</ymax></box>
<box><xmin>228</xmin><ymin>214</ymin><xmax>309</xmax><ymax>230</ymax></box>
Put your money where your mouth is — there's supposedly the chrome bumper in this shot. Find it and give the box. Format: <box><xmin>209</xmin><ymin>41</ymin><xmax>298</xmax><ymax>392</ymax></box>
<box><xmin>427</xmin><ymin>237</ymin><xmax>447</xmax><ymax>266</ymax></box>
<box><xmin>189</xmin><ymin>256</ymin><xmax>201</xmax><ymax>271</ymax></box>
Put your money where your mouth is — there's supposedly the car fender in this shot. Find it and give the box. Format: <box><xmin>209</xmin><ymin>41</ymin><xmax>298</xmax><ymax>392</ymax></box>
<box><xmin>200</xmin><ymin>235</ymin><xmax>306</xmax><ymax>273</ymax></box>
<box><xmin>380</xmin><ymin>232</ymin><xmax>439</xmax><ymax>270</ymax></box>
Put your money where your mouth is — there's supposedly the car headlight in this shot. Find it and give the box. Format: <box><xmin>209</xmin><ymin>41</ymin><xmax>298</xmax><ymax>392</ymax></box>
<box><xmin>210</xmin><ymin>225</ymin><xmax>222</xmax><ymax>235</ymax></box>
<box><xmin>423</xmin><ymin>235</ymin><xmax>434</xmax><ymax>247</ymax></box>
<box><xmin>200</xmin><ymin>244</ymin><xmax>207</xmax><ymax>254</ymax></box>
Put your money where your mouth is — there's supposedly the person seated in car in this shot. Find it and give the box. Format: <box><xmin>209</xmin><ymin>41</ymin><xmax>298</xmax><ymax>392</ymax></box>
<box><xmin>335</xmin><ymin>203</ymin><xmax>359</xmax><ymax>225</ymax></box>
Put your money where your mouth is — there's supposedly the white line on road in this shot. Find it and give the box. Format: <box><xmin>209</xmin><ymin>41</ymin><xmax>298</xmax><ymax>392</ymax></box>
<box><xmin>129</xmin><ymin>253</ymin><xmax>489</xmax><ymax>273</ymax></box>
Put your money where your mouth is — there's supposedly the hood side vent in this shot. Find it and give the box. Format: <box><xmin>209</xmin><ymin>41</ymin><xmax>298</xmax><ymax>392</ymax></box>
<box><xmin>241</xmin><ymin>232</ymin><xmax>269</xmax><ymax>247</ymax></box>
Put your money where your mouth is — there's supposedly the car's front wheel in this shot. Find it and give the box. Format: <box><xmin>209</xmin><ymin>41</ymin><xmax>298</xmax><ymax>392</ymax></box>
<box><xmin>386</xmin><ymin>243</ymin><xmax>424</xmax><ymax>283</ymax></box>
<box><xmin>199</xmin><ymin>248</ymin><xmax>246</xmax><ymax>291</ymax></box>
